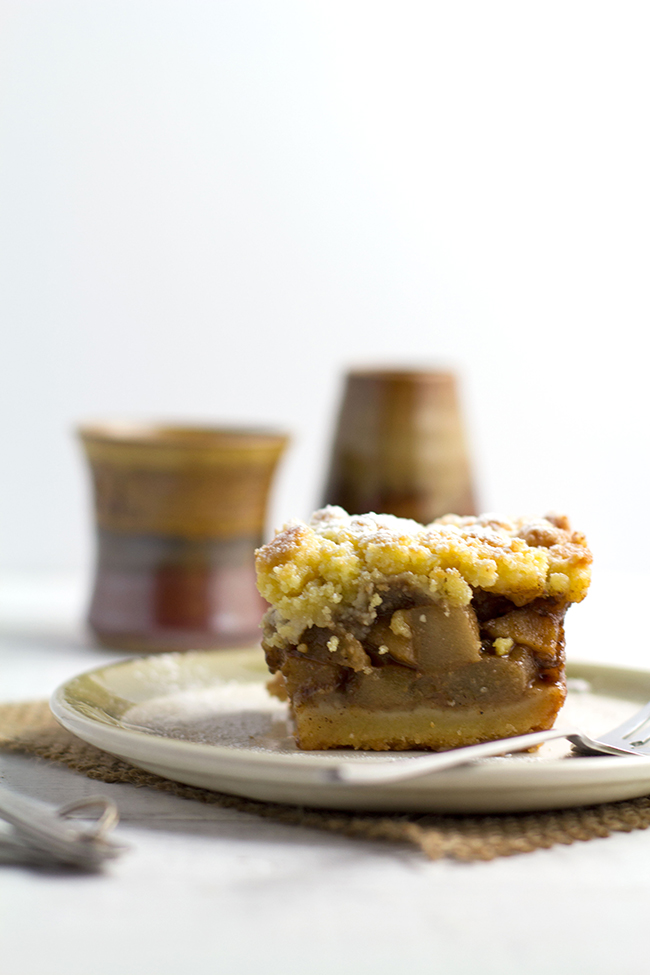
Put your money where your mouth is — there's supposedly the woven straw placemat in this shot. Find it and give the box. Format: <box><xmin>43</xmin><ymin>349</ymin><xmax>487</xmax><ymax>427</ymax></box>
<box><xmin>2</xmin><ymin>699</ymin><xmax>650</xmax><ymax>862</ymax></box>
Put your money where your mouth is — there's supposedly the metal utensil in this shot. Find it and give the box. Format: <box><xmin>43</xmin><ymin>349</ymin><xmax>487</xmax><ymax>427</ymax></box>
<box><xmin>0</xmin><ymin>782</ymin><xmax>127</xmax><ymax>869</ymax></box>
<box><xmin>323</xmin><ymin>701</ymin><xmax>650</xmax><ymax>785</ymax></box>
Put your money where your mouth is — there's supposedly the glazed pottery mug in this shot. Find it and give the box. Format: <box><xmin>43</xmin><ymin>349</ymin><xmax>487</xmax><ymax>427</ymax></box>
<box><xmin>321</xmin><ymin>369</ymin><xmax>476</xmax><ymax>522</ymax></box>
<box><xmin>79</xmin><ymin>423</ymin><xmax>288</xmax><ymax>652</ymax></box>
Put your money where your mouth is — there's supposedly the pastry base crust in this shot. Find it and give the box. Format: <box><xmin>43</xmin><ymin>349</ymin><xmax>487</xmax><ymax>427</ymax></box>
<box><xmin>292</xmin><ymin>682</ymin><xmax>565</xmax><ymax>751</ymax></box>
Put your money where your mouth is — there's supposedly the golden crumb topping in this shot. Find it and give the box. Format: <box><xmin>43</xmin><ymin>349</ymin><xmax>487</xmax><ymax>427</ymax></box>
<box><xmin>255</xmin><ymin>506</ymin><xmax>592</xmax><ymax>646</ymax></box>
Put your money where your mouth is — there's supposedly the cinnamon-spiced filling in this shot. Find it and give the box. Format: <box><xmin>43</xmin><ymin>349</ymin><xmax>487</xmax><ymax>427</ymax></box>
<box><xmin>266</xmin><ymin>592</ymin><xmax>567</xmax><ymax>715</ymax></box>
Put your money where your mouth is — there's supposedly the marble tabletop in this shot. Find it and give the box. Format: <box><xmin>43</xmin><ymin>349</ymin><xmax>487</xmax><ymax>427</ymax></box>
<box><xmin>1</xmin><ymin>569</ymin><xmax>649</xmax><ymax>975</ymax></box>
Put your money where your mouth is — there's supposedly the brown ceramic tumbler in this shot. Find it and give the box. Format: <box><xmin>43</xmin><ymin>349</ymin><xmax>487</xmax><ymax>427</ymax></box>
<box><xmin>322</xmin><ymin>369</ymin><xmax>476</xmax><ymax>522</ymax></box>
<box><xmin>79</xmin><ymin>424</ymin><xmax>288</xmax><ymax>652</ymax></box>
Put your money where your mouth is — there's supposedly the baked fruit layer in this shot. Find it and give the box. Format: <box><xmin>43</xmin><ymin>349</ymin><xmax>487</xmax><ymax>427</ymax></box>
<box><xmin>256</xmin><ymin>506</ymin><xmax>592</xmax><ymax>751</ymax></box>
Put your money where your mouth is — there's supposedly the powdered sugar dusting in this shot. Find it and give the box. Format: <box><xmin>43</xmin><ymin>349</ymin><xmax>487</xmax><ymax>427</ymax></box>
<box><xmin>311</xmin><ymin>505</ymin><xmax>535</xmax><ymax>551</ymax></box>
<box><xmin>123</xmin><ymin>682</ymin><xmax>295</xmax><ymax>751</ymax></box>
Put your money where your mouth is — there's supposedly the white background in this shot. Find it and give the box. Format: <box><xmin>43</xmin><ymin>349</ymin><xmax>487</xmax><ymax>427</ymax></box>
<box><xmin>1</xmin><ymin>0</ymin><xmax>649</xmax><ymax>576</ymax></box>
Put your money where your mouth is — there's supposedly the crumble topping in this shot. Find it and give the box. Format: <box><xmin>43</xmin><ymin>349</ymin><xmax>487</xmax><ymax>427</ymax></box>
<box><xmin>255</xmin><ymin>506</ymin><xmax>592</xmax><ymax>648</ymax></box>
<box><xmin>493</xmin><ymin>637</ymin><xmax>514</xmax><ymax>656</ymax></box>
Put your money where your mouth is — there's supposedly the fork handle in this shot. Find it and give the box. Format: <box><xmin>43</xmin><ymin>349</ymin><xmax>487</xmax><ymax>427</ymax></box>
<box><xmin>0</xmin><ymin>781</ymin><xmax>125</xmax><ymax>868</ymax></box>
<box><xmin>325</xmin><ymin>727</ymin><xmax>571</xmax><ymax>784</ymax></box>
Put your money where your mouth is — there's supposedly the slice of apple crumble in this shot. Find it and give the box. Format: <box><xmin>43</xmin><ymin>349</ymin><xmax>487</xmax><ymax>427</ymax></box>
<box><xmin>255</xmin><ymin>506</ymin><xmax>592</xmax><ymax>751</ymax></box>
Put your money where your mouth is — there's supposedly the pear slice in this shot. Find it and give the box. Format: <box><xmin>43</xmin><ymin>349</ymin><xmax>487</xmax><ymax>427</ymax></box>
<box><xmin>482</xmin><ymin>607</ymin><xmax>561</xmax><ymax>660</ymax></box>
<box><xmin>366</xmin><ymin>603</ymin><xmax>482</xmax><ymax>674</ymax></box>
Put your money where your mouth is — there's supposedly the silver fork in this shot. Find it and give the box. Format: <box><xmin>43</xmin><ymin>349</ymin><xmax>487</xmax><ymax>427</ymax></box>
<box><xmin>0</xmin><ymin>782</ymin><xmax>127</xmax><ymax>869</ymax></box>
<box><xmin>324</xmin><ymin>700</ymin><xmax>650</xmax><ymax>784</ymax></box>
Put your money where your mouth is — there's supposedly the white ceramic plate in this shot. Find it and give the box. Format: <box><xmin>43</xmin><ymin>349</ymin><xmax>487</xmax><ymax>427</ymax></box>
<box><xmin>50</xmin><ymin>648</ymin><xmax>650</xmax><ymax>814</ymax></box>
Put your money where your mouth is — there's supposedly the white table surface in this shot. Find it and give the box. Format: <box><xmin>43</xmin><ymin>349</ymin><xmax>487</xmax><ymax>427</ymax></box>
<box><xmin>1</xmin><ymin>568</ymin><xmax>649</xmax><ymax>975</ymax></box>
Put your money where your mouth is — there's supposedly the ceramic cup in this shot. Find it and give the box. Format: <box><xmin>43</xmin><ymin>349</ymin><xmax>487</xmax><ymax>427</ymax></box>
<box><xmin>321</xmin><ymin>369</ymin><xmax>476</xmax><ymax>522</ymax></box>
<box><xmin>79</xmin><ymin>423</ymin><xmax>288</xmax><ymax>652</ymax></box>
